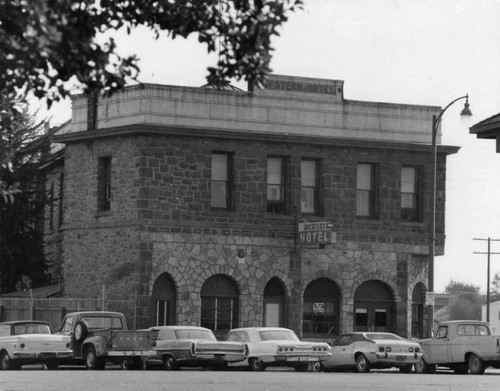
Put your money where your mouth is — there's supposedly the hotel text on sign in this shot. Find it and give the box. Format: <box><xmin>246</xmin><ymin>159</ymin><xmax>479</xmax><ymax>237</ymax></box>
<box><xmin>298</xmin><ymin>222</ymin><xmax>334</xmax><ymax>246</ymax></box>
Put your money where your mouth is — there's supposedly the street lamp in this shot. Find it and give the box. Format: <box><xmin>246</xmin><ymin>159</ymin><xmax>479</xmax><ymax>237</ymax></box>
<box><xmin>427</xmin><ymin>94</ymin><xmax>472</xmax><ymax>337</ymax></box>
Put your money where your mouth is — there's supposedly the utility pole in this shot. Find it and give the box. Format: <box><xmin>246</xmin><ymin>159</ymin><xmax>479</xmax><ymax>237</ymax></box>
<box><xmin>473</xmin><ymin>237</ymin><xmax>500</xmax><ymax>322</ymax></box>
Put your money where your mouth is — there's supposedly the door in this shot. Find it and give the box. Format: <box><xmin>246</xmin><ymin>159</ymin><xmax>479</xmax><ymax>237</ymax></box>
<box><xmin>354</xmin><ymin>280</ymin><xmax>395</xmax><ymax>332</ymax></box>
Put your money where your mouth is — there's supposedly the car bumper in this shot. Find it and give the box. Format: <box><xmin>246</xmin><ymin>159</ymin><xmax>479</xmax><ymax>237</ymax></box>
<box><xmin>13</xmin><ymin>350</ymin><xmax>74</xmax><ymax>359</ymax></box>
<box><xmin>107</xmin><ymin>350</ymin><xmax>156</xmax><ymax>357</ymax></box>
<box><xmin>374</xmin><ymin>352</ymin><xmax>423</xmax><ymax>364</ymax></box>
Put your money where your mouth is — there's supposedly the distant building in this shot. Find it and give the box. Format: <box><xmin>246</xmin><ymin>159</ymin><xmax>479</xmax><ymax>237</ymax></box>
<box><xmin>482</xmin><ymin>300</ymin><xmax>500</xmax><ymax>334</ymax></box>
<box><xmin>45</xmin><ymin>74</ymin><xmax>459</xmax><ymax>339</ymax></box>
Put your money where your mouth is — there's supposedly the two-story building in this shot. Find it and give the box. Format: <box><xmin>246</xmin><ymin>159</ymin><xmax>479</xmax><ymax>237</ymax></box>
<box><xmin>46</xmin><ymin>74</ymin><xmax>458</xmax><ymax>339</ymax></box>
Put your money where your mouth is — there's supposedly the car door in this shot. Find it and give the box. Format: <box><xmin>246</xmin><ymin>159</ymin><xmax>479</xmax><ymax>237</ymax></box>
<box><xmin>329</xmin><ymin>335</ymin><xmax>355</xmax><ymax>367</ymax></box>
<box><xmin>426</xmin><ymin>325</ymin><xmax>451</xmax><ymax>364</ymax></box>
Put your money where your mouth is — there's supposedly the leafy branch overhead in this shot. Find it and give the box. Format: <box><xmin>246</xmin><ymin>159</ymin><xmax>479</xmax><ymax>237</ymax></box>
<box><xmin>1</xmin><ymin>0</ymin><xmax>302</xmax><ymax>107</ymax></box>
<box><xmin>1</xmin><ymin>0</ymin><xmax>302</xmax><ymax>201</ymax></box>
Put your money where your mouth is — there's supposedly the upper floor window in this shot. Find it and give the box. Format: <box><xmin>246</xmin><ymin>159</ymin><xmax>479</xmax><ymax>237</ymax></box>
<box><xmin>301</xmin><ymin>159</ymin><xmax>320</xmax><ymax>214</ymax></box>
<box><xmin>211</xmin><ymin>152</ymin><xmax>232</xmax><ymax>210</ymax></box>
<box><xmin>356</xmin><ymin>163</ymin><xmax>377</xmax><ymax>218</ymax></box>
<box><xmin>267</xmin><ymin>157</ymin><xmax>287</xmax><ymax>213</ymax></box>
<box><xmin>97</xmin><ymin>156</ymin><xmax>111</xmax><ymax>212</ymax></box>
<box><xmin>401</xmin><ymin>166</ymin><xmax>421</xmax><ymax>221</ymax></box>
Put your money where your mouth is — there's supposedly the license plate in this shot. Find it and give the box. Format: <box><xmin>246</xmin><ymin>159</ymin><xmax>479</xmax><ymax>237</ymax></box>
<box><xmin>396</xmin><ymin>356</ymin><xmax>405</xmax><ymax>362</ymax></box>
<box><xmin>41</xmin><ymin>353</ymin><xmax>56</xmax><ymax>358</ymax></box>
<box><xmin>215</xmin><ymin>354</ymin><xmax>224</xmax><ymax>360</ymax></box>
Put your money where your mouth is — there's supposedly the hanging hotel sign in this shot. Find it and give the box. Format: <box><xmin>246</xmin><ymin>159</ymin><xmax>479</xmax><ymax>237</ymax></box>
<box><xmin>298</xmin><ymin>222</ymin><xmax>335</xmax><ymax>246</ymax></box>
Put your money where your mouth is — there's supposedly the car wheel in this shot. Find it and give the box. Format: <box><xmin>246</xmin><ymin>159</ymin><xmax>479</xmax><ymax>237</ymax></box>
<box><xmin>164</xmin><ymin>355</ymin><xmax>179</xmax><ymax>370</ymax></box>
<box><xmin>310</xmin><ymin>361</ymin><xmax>323</xmax><ymax>372</ymax></box>
<box><xmin>399</xmin><ymin>364</ymin><xmax>413</xmax><ymax>373</ymax></box>
<box><xmin>355</xmin><ymin>354</ymin><xmax>370</xmax><ymax>373</ymax></box>
<box><xmin>414</xmin><ymin>358</ymin><xmax>429</xmax><ymax>374</ymax></box>
<box><xmin>249</xmin><ymin>357</ymin><xmax>266</xmax><ymax>371</ymax></box>
<box><xmin>468</xmin><ymin>354</ymin><xmax>485</xmax><ymax>375</ymax></box>
<box><xmin>0</xmin><ymin>351</ymin><xmax>19</xmax><ymax>370</ymax></box>
<box><xmin>85</xmin><ymin>346</ymin><xmax>104</xmax><ymax>370</ymax></box>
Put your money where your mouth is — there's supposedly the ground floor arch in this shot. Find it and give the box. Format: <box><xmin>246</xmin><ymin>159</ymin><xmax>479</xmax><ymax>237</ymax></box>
<box><xmin>411</xmin><ymin>282</ymin><xmax>426</xmax><ymax>338</ymax></box>
<box><xmin>303</xmin><ymin>277</ymin><xmax>341</xmax><ymax>338</ymax></box>
<box><xmin>354</xmin><ymin>280</ymin><xmax>395</xmax><ymax>333</ymax></box>
<box><xmin>263</xmin><ymin>277</ymin><xmax>287</xmax><ymax>327</ymax></box>
<box><xmin>151</xmin><ymin>272</ymin><xmax>176</xmax><ymax>326</ymax></box>
<box><xmin>200</xmin><ymin>274</ymin><xmax>239</xmax><ymax>338</ymax></box>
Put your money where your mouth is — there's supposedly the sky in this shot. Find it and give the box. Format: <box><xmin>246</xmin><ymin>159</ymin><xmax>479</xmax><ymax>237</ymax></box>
<box><xmin>42</xmin><ymin>0</ymin><xmax>500</xmax><ymax>293</ymax></box>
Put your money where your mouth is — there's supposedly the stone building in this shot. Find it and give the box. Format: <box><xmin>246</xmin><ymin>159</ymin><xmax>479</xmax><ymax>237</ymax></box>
<box><xmin>48</xmin><ymin>74</ymin><xmax>458</xmax><ymax>339</ymax></box>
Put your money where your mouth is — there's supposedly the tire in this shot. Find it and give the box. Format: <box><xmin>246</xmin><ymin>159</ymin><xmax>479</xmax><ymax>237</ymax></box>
<box><xmin>310</xmin><ymin>361</ymin><xmax>323</xmax><ymax>373</ymax></box>
<box><xmin>164</xmin><ymin>355</ymin><xmax>179</xmax><ymax>370</ymax></box>
<box><xmin>355</xmin><ymin>354</ymin><xmax>370</xmax><ymax>373</ymax></box>
<box><xmin>468</xmin><ymin>354</ymin><xmax>485</xmax><ymax>375</ymax></box>
<box><xmin>415</xmin><ymin>358</ymin><xmax>429</xmax><ymax>374</ymax></box>
<box><xmin>295</xmin><ymin>363</ymin><xmax>309</xmax><ymax>372</ymax></box>
<box><xmin>399</xmin><ymin>364</ymin><xmax>413</xmax><ymax>373</ymax></box>
<box><xmin>0</xmin><ymin>351</ymin><xmax>19</xmax><ymax>370</ymax></box>
<box><xmin>249</xmin><ymin>357</ymin><xmax>266</xmax><ymax>371</ymax></box>
<box><xmin>74</xmin><ymin>321</ymin><xmax>88</xmax><ymax>343</ymax></box>
<box><xmin>85</xmin><ymin>346</ymin><xmax>105</xmax><ymax>370</ymax></box>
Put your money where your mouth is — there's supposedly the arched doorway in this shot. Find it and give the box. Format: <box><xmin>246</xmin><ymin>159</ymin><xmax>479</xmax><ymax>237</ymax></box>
<box><xmin>201</xmin><ymin>274</ymin><xmax>239</xmax><ymax>339</ymax></box>
<box><xmin>303</xmin><ymin>278</ymin><xmax>341</xmax><ymax>337</ymax></box>
<box><xmin>263</xmin><ymin>277</ymin><xmax>286</xmax><ymax>327</ymax></box>
<box><xmin>151</xmin><ymin>273</ymin><xmax>176</xmax><ymax>326</ymax></box>
<box><xmin>412</xmin><ymin>283</ymin><xmax>425</xmax><ymax>338</ymax></box>
<box><xmin>354</xmin><ymin>280</ymin><xmax>395</xmax><ymax>332</ymax></box>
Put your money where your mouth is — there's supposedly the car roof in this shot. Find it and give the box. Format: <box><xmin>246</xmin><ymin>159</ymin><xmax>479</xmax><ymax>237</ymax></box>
<box><xmin>228</xmin><ymin>327</ymin><xmax>293</xmax><ymax>332</ymax></box>
<box><xmin>65</xmin><ymin>311</ymin><xmax>124</xmax><ymax>317</ymax></box>
<box><xmin>149</xmin><ymin>325</ymin><xmax>211</xmax><ymax>331</ymax></box>
<box><xmin>0</xmin><ymin>320</ymin><xmax>49</xmax><ymax>326</ymax></box>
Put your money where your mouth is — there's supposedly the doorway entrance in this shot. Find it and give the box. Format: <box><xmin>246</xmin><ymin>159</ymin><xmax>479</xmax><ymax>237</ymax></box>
<box><xmin>354</xmin><ymin>280</ymin><xmax>394</xmax><ymax>332</ymax></box>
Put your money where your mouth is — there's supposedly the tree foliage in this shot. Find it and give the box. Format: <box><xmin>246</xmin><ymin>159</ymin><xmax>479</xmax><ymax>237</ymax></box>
<box><xmin>1</xmin><ymin>0</ymin><xmax>302</xmax><ymax>199</ymax></box>
<box><xmin>444</xmin><ymin>279</ymin><xmax>482</xmax><ymax>321</ymax></box>
<box><xmin>0</xmin><ymin>111</ymin><xmax>49</xmax><ymax>293</ymax></box>
<box><xmin>445</xmin><ymin>280</ymin><xmax>480</xmax><ymax>294</ymax></box>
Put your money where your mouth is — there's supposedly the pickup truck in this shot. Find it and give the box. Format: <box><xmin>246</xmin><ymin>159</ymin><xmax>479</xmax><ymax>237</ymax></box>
<box><xmin>58</xmin><ymin>311</ymin><xmax>158</xmax><ymax>370</ymax></box>
<box><xmin>415</xmin><ymin>320</ymin><xmax>500</xmax><ymax>375</ymax></box>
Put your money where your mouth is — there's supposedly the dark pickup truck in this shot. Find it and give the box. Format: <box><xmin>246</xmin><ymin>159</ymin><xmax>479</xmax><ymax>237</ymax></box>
<box><xmin>58</xmin><ymin>311</ymin><xmax>158</xmax><ymax>369</ymax></box>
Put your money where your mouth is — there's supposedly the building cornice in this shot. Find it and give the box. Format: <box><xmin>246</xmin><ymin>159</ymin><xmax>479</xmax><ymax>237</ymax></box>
<box><xmin>53</xmin><ymin>123</ymin><xmax>460</xmax><ymax>155</ymax></box>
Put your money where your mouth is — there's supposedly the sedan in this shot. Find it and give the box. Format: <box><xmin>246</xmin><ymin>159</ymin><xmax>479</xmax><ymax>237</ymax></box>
<box><xmin>0</xmin><ymin>320</ymin><xmax>72</xmax><ymax>370</ymax></box>
<box><xmin>320</xmin><ymin>332</ymin><xmax>422</xmax><ymax>373</ymax></box>
<box><xmin>145</xmin><ymin>326</ymin><xmax>247</xmax><ymax>370</ymax></box>
<box><xmin>225</xmin><ymin>327</ymin><xmax>331</xmax><ymax>372</ymax></box>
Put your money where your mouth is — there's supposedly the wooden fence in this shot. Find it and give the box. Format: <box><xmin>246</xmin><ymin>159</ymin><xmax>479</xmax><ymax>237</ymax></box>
<box><xmin>0</xmin><ymin>297</ymin><xmax>138</xmax><ymax>331</ymax></box>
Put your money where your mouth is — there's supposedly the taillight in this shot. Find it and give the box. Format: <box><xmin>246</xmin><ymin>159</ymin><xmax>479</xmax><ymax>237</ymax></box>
<box><xmin>66</xmin><ymin>342</ymin><xmax>71</xmax><ymax>348</ymax></box>
<box><xmin>20</xmin><ymin>343</ymin><xmax>25</xmax><ymax>349</ymax></box>
<box><xmin>190</xmin><ymin>343</ymin><xmax>196</xmax><ymax>355</ymax></box>
<box><xmin>415</xmin><ymin>347</ymin><xmax>420</xmax><ymax>353</ymax></box>
<box><xmin>379</xmin><ymin>346</ymin><xmax>385</xmax><ymax>352</ymax></box>
<box><xmin>408</xmin><ymin>347</ymin><xmax>414</xmax><ymax>352</ymax></box>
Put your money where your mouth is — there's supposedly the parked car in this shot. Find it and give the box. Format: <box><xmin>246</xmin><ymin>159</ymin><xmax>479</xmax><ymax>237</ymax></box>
<box><xmin>0</xmin><ymin>320</ymin><xmax>72</xmax><ymax>370</ymax></box>
<box><xmin>415</xmin><ymin>320</ymin><xmax>500</xmax><ymax>375</ymax></box>
<box><xmin>145</xmin><ymin>326</ymin><xmax>247</xmax><ymax>370</ymax></box>
<box><xmin>319</xmin><ymin>332</ymin><xmax>422</xmax><ymax>373</ymax></box>
<box><xmin>58</xmin><ymin>311</ymin><xmax>157</xmax><ymax>370</ymax></box>
<box><xmin>225</xmin><ymin>327</ymin><xmax>331</xmax><ymax>371</ymax></box>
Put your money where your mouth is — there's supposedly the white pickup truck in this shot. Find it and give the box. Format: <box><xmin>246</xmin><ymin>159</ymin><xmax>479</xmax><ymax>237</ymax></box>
<box><xmin>415</xmin><ymin>320</ymin><xmax>500</xmax><ymax>374</ymax></box>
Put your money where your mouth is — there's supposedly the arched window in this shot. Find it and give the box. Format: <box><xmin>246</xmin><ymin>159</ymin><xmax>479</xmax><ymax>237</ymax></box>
<box><xmin>151</xmin><ymin>273</ymin><xmax>176</xmax><ymax>326</ymax></box>
<box><xmin>263</xmin><ymin>277</ymin><xmax>286</xmax><ymax>327</ymax></box>
<box><xmin>354</xmin><ymin>280</ymin><xmax>394</xmax><ymax>332</ymax></box>
<box><xmin>201</xmin><ymin>275</ymin><xmax>239</xmax><ymax>338</ymax></box>
<box><xmin>303</xmin><ymin>278</ymin><xmax>341</xmax><ymax>337</ymax></box>
<box><xmin>412</xmin><ymin>283</ymin><xmax>425</xmax><ymax>338</ymax></box>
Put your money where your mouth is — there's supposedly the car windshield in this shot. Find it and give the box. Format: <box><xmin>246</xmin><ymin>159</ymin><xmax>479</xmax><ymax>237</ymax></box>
<box><xmin>365</xmin><ymin>333</ymin><xmax>403</xmax><ymax>341</ymax></box>
<box><xmin>81</xmin><ymin>316</ymin><xmax>123</xmax><ymax>330</ymax></box>
<box><xmin>13</xmin><ymin>323</ymin><xmax>52</xmax><ymax>335</ymax></box>
<box><xmin>174</xmin><ymin>329</ymin><xmax>216</xmax><ymax>340</ymax></box>
<box><xmin>259</xmin><ymin>330</ymin><xmax>299</xmax><ymax>342</ymax></box>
